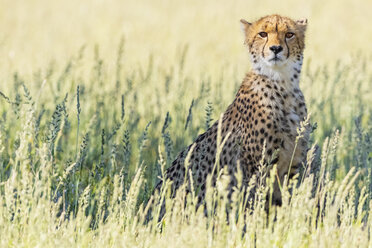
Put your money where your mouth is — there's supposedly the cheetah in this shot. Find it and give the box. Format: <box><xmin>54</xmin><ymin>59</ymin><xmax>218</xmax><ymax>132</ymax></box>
<box><xmin>155</xmin><ymin>14</ymin><xmax>311</xmax><ymax>208</ymax></box>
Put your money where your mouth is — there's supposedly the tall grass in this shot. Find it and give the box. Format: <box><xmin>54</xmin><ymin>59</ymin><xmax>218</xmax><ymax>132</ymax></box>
<box><xmin>0</xmin><ymin>42</ymin><xmax>371</xmax><ymax>246</ymax></box>
<box><xmin>0</xmin><ymin>0</ymin><xmax>372</xmax><ymax>246</ymax></box>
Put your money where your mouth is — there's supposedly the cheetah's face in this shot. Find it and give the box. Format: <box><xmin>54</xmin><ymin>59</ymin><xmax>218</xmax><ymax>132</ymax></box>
<box><xmin>240</xmin><ymin>15</ymin><xmax>307</xmax><ymax>73</ymax></box>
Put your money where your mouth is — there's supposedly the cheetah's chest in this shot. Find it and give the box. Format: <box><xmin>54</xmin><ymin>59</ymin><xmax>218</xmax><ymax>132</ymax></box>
<box><xmin>257</xmin><ymin>80</ymin><xmax>307</xmax><ymax>153</ymax></box>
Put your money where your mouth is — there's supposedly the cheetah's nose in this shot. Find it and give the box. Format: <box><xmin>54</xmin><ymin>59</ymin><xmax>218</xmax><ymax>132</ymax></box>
<box><xmin>269</xmin><ymin>45</ymin><xmax>283</xmax><ymax>55</ymax></box>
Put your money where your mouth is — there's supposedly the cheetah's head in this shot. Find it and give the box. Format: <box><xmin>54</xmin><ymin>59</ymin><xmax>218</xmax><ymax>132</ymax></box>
<box><xmin>240</xmin><ymin>15</ymin><xmax>307</xmax><ymax>79</ymax></box>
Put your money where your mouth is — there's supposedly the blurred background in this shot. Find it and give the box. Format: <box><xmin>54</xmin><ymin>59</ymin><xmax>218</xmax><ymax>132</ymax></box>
<box><xmin>1</xmin><ymin>0</ymin><xmax>372</xmax><ymax>75</ymax></box>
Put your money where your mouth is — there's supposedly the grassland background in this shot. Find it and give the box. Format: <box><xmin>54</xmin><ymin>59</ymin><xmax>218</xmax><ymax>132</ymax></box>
<box><xmin>0</xmin><ymin>0</ymin><xmax>372</xmax><ymax>247</ymax></box>
<box><xmin>2</xmin><ymin>0</ymin><xmax>372</xmax><ymax>70</ymax></box>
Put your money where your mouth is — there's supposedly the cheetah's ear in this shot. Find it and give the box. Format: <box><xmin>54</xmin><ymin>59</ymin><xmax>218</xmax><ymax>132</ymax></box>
<box><xmin>296</xmin><ymin>18</ymin><xmax>308</xmax><ymax>32</ymax></box>
<box><xmin>240</xmin><ymin>19</ymin><xmax>252</xmax><ymax>34</ymax></box>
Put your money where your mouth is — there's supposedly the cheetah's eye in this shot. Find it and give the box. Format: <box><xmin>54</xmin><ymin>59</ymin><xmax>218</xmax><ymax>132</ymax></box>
<box><xmin>285</xmin><ymin>32</ymin><xmax>295</xmax><ymax>39</ymax></box>
<box><xmin>258</xmin><ymin>32</ymin><xmax>267</xmax><ymax>38</ymax></box>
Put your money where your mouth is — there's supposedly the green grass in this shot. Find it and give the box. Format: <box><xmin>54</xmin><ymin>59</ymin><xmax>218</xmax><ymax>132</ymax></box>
<box><xmin>0</xmin><ymin>0</ymin><xmax>372</xmax><ymax>247</ymax></box>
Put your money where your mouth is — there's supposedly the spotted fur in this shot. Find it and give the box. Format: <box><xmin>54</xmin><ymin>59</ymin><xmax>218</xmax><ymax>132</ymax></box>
<box><xmin>155</xmin><ymin>14</ymin><xmax>310</xmax><ymax>206</ymax></box>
